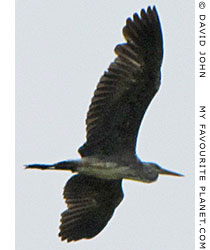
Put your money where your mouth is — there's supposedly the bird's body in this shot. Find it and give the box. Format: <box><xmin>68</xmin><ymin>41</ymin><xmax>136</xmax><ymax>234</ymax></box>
<box><xmin>30</xmin><ymin>156</ymin><xmax>181</xmax><ymax>183</ymax></box>
<box><xmin>29</xmin><ymin>157</ymin><xmax>149</xmax><ymax>181</ymax></box>
<box><xmin>26</xmin><ymin>6</ymin><xmax>183</xmax><ymax>243</ymax></box>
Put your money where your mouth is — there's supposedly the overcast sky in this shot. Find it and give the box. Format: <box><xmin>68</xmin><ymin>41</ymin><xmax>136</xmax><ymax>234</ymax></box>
<box><xmin>16</xmin><ymin>0</ymin><xmax>194</xmax><ymax>249</ymax></box>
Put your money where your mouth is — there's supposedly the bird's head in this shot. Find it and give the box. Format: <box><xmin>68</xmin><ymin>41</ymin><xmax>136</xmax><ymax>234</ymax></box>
<box><xmin>140</xmin><ymin>162</ymin><xmax>183</xmax><ymax>183</ymax></box>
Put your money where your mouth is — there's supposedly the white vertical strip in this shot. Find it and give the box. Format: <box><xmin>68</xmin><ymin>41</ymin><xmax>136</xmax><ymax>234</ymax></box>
<box><xmin>0</xmin><ymin>0</ymin><xmax>15</xmax><ymax>250</ymax></box>
<box><xmin>195</xmin><ymin>0</ymin><xmax>209</xmax><ymax>249</ymax></box>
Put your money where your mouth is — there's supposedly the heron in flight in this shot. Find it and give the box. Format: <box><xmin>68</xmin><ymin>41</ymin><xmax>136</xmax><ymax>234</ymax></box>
<box><xmin>26</xmin><ymin>6</ymin><xmax>183</xmax><ymax>243</ymax></box>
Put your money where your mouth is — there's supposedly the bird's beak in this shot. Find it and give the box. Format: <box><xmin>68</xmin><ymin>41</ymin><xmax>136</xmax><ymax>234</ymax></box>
<box><xmin>158</xmin><ymin>167</ymin><xmax>184</xmax><ymax>177</ymax></box>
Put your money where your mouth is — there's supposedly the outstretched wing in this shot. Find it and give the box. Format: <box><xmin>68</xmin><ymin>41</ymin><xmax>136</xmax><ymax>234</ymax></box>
<box><xmin>79</xmin><ymin>6</ymin><xmax>163</xmax><ymax>157</ymax></box>
<box><xmin>59</xmin><ymin>174</ymin><xmax>123</xmax><ymax>242</ymax></box>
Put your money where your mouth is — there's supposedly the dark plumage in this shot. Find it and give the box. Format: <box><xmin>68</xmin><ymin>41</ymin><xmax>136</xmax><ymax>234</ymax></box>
<box><xmin>59</xmin><ymin>175</ymin><xmax>123</xmax><ymax>242</ymax></box>
<box><xmin>79</xmin><ymin>6</ymin><xmax>163</xmax><ymax>157</ymax></box>
<box><xmin>26</xmin><ymin>6</ymin><xmax>183</xmax><ymax>243</ymax></box>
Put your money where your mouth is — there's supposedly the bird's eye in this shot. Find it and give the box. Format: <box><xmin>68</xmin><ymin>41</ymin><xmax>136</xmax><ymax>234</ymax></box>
<box><xmin>144</xmin><ymin>168</ymin><xmax>158</xmax><ymax>181</ymax></box>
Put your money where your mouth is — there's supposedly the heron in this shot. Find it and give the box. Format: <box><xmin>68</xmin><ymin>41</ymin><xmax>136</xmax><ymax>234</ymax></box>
<box><xmin>26</xmin><ymin>6</ymin><xmax>183</xmax><ymax>243</ymax></box>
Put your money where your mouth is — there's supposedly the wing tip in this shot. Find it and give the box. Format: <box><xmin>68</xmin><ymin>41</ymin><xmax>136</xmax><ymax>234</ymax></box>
<box><xmin>58</xmin><ymin>232</ymin><xmax>74</xmax><ymax>243</ymax></box>
<box><xmin>122</xmin><ymin>5</ymin><xmax>163</xmax><ymax>60</ymax></box>
<box><xmin>124</xmin><ymin>5</ymin><xmax>161</xmax><ymax>37</ymax></box>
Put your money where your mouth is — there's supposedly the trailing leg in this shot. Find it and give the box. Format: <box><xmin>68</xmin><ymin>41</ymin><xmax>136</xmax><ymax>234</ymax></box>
<box><xmin>25</xmin><ymin>160</ymin><xmax>80</xmax><ymax>172</ymax></box>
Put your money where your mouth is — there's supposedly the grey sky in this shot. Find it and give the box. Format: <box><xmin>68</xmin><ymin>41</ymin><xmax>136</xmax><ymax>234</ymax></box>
<box><xmin>16</xmin><ymin>0</ymin><xmax>194</xmax><ymax>249</ymax></box>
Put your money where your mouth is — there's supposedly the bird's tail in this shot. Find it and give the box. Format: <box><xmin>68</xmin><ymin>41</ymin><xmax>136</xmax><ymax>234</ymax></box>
<box><xmin>25</xmin><ymin>160</ymin><xmax>79</xmax><ymax>172</ymax></box>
